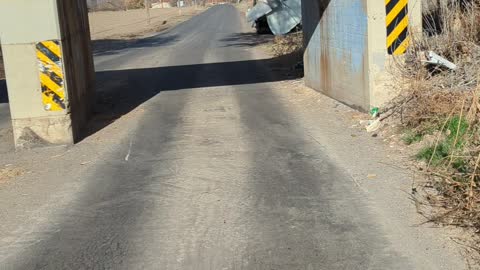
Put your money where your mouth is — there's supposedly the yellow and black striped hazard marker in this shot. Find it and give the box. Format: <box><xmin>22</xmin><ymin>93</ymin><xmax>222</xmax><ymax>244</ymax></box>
<box><xmin>386</xmin><ymin>0</ymin><xmax>409</xmax><ymax>55</ymax></box>
<box><xmin>36</xmin><ymin>40</ymin><xmax>66</xmax><ymax>111</ymax></box>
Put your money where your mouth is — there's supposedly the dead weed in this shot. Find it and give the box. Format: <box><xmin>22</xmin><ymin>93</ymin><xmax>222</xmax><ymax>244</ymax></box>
<box><xmin>386</xmin><ymin>0</ymin><xmax>480</xmax><ymax>262</ymax></box>
<box><xmin>0</xmin><ymin>166</ymin><xmax>25</xmax><ymax>184</ymax></box>
<box><xmin>270</xmin><ymin>31</ymin><xmax>303</xmax><ymax>57</ymax></box>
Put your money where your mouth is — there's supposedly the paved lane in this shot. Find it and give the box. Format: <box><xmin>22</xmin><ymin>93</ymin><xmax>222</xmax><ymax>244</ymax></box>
<box><xmin>0</xmin><ymin>5</ymin><xmax>463</xmax><ymax>270</ymax></box>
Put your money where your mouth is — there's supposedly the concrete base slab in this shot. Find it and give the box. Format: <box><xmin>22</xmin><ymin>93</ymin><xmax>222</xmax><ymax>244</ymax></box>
<box><xmin>12</xmin><ymin>115</ymin><xmax>73</xmax><ymax>149</ymax></box>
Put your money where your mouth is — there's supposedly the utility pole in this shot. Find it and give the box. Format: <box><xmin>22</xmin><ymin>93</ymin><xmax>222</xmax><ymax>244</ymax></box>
<box><xmin>145</xmin><ymin>0</ymin><xmax>151</xmax><ymax>25</ymax></box>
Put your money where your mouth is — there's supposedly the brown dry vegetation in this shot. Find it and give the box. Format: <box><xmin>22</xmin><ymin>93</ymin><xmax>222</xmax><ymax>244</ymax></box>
<box><xmin>89</xmin><ymin>6</ymin><xmax>204</xmax><ymax>40</ymax></box>
<box><xmin>90</xmin><ymin>0</ymin><xmax>203</xmax><ymax>11</ymax></box>
<box><xmin>266</xmin><ymin>31</ymin><xmax>304</xmax><ymax>79</ymax></box>
<box><xmin>89</xmin><ymin>0</ymin><xmax>148</xmax><ymax>11</ymax></box>
<box><xmin>270</xmin><ymin>31</ymin><xmax>303</xmax><ymax>57</ymax></box>
<box><xmin>387</xmin><ymin>0</ymin><xmax>480</xmax><ymax>261</ymax></box>
<box><xmin>0</xmin><ymin>166</ymin><xmax>24</xmax><ymax>184</ymax></box>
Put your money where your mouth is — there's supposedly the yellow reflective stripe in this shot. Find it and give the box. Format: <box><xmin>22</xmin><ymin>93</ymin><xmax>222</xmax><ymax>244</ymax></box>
<box><xmin>386</xmin><ymin>0</ymin><xmax>408</xmax><ymax>26</ymax></box>
<box><xmin>39</xmin><ymin>73</ymin><xmax>65</xmax><ymax>99</ymax></box>
<box><xmin>36</xmin><ymin>50</ymin><xmax>64</xmax><ymax>79</ymax></box>
<box><xmin>393</xmin><ymin>36</ymin><xmax>410</xmax><ymax>55</ymax></box>
<box><xmin>42</xmin><ymin>40</ymin><xmax>62</xmax><ymax>58</ymax></box>
<box><xmin>387</xmin><ymin>16</ymin><xmax>409</xmax><ymax>47</ymax></box>
<box><xmin>42</xmin><ymin>93</ymin><xmax>63</xmax><ymax>111</ymax></box>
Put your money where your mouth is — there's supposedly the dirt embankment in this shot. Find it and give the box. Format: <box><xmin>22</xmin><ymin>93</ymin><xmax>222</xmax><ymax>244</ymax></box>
<box><xmin>89</xmin><ymin>6</ymin><xmax>205</xmax><ymax>40</ymax></box>
<box><xmin>0</xmin><ymin>6</ymin><xmax>206</xmax><ymax>81</ymax></box>
<box><xmin>379</xmin><ymin>0</ymin><xmax>480</xmax><ymax>264</ymax></box>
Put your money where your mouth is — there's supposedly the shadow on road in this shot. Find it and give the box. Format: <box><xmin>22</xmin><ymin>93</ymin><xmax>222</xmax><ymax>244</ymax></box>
<box><xmin>84</xmin><ymin>53</ymin><xmax>303</xmax><ymax>140</ymax></box>
<box><xmin>92</xmin><ymin>34</ymin><xmax>180</xmax><ymax>57</ymax></box>
<box><xmin>0</xmin><ymin>53</ymin><xmax>303</xmax><ymax>144</ymax></box>
<box><xmin>219</xmin><ymin>32</ymin><xmax>275</xmax><ymax>48</ymax></box>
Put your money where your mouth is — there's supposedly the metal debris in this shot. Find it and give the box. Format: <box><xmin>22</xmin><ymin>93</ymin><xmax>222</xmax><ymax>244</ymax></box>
<box><xmin>423</xmin><ymin>51</ymin><xmax>458</xmax><ymax>70</ymax></box>
<box><xmin>246</xmin><ymin>0</ymin><xmax>302</xmax><ymax>35</ymax></box>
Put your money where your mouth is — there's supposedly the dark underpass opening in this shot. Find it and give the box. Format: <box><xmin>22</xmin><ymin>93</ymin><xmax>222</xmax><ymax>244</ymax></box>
<box><xmin>0</xmin><ymin>42</ymin><xmax>14</xmax><ymax>153</ymax></box>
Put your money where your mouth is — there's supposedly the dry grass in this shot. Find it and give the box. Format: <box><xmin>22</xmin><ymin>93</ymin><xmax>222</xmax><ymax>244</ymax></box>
<box><xmin>89</xmin><ymin>6</ymin><xmax>203</xmax><ymax>40</ymax></box>
<box><xmin>388</xmin><ymin>0</ymin><xmax>480</xmax><ymax>261</ymax></box>
<box><xmin>0</xmin><ymin>166</ymin><xmax>24</xmax><ymax>184</ymax></box>
<box><xmin>126</xmin><ymin>0</ymin><xmax>146</xmax><ymax>9</ymax></box>
<box><xmin>267</xmin><ymin>31</ymin><xmax>304</xmax><ymax>78</ymax></box>
<box><xmin>270</xmin><ymin>31</ymin><xmax>303</xmax><ymax>57</ymax></box>
<box><xmin>90</xmin><ymin>0</ymin><xmax>145</xmax><ymax>11</ymax></box>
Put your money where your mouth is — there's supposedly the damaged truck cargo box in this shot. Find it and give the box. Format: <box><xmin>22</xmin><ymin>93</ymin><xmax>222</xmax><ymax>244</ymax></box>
<box><xmin>246</xmin><ymin>0</ymin><xmax>301</xmax><ymax>35</ymax></box>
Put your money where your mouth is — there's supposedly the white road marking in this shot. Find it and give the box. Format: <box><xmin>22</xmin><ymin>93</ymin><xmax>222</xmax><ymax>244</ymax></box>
<box><xmin>125</xmin><ymin>138</ymin><xmax>133</xmax><ymax>161</ymax></box>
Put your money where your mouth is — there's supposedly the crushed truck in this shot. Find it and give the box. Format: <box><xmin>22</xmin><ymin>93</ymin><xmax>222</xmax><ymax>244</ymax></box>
<box><xmin>246</xmin><ymin>0</ymin><xmax>302</xmax><ymax>35</ymax></box>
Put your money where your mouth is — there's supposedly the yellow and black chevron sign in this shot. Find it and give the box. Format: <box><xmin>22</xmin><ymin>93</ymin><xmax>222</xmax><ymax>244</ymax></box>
<box><xmin>386</xmin><ymin>0</ymin><xmax>409</xmax><ymax>55</ymax></box>
<box><xmin>36</xmin><ymin>40</ymin><xmax>66</xmax><ymax>111</ymax></box>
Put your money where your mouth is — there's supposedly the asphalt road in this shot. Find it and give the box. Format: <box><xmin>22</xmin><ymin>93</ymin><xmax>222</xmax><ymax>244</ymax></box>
<box><xmin>0</xmin><ymin>5</ymin><xmax>466</xmax><ymax>270</ymax></box>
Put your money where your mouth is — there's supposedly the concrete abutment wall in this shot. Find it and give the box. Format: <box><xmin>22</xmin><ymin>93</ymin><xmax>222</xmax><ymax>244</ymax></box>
<box><xmin>0</xmin><ymin>0</ymin><xmax>94</xmax><ymax>148</ymax></box>
<box><xmin>302</xmin><ymin>0</ymin><xmax>422</xmax><ymax>111</ymax></box>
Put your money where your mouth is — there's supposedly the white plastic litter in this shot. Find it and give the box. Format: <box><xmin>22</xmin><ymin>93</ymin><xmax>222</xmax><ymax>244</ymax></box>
<box><xmin>424</xmin><ymin>51</ymin><xmax>457</xmax><ymax>70</ymax></box>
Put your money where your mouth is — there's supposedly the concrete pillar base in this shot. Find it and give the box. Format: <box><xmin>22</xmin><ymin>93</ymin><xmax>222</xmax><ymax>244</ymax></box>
<box><xmin>12</xmin><ymin>116</ymin><xmax>73</xmax><ymax>149</ymax></box>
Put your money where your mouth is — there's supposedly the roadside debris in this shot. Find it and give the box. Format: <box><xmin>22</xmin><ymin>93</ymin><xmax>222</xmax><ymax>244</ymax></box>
<box><xmin>246</xmin><ymin>0</ymin><xmax>301</xmax><ymax>35</ymax></box>
<box><xmin>361</xmin><ymin>107</ymin><xmax>382</xmax><ymax>133</ymax></box>
<box><xmin>422</xmin><ymin>51</ymin><xmax>457</xmax><ymax>70</ymax></box>
<box><xmin>366</xmin><ymin>119</ymin><xmax>382</xmax><ymax>133</ymax></box>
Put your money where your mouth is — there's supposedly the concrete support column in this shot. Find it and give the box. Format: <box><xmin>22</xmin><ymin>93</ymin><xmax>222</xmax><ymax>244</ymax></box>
<box><xmin>0</xmin><ymin>0</ymin><xmax>94</xmax><ymax>148</ymax></box>
<box><xmin>367</xmin><ymin>0</ymin><xmax>422</xmax><ymax>107</ymax></box>
<box><xmin>302</xmin><ymin>0</ymin><xmax>422</xmax><ymax>111</ymax></box>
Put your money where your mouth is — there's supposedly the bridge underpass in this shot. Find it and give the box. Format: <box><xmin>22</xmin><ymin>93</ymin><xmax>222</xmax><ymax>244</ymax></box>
<box><xmin>0</xmin><ymin>1</ymin><xmax>470</xmax><ymax>269</ymax></box>
<box><xmin>0</xmin><ymin>0</ymin><xmax>421</xmax><ymax>149</ymax></box>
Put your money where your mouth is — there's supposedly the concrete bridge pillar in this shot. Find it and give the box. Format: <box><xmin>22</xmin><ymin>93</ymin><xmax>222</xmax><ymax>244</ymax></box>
<box><xmin>0</xmin><ymin>0</ymin><xmax>94</xmax><ymax>148</ymax></box>
<box><xmin>302</xmin><ymin>0</ymin><xmax>422</xmax><ymax>111</ymax></box>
